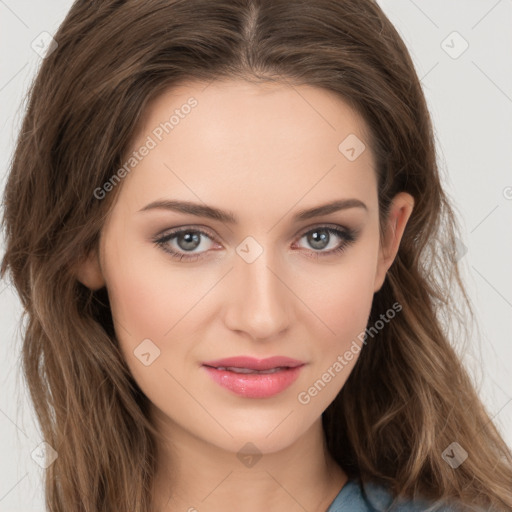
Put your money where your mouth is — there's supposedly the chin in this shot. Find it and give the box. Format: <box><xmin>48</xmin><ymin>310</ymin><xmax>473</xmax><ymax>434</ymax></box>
<box><xmin>198</xmin><ymin>414</ymin><xmax>316</xmax><ymax>455</ymax></box>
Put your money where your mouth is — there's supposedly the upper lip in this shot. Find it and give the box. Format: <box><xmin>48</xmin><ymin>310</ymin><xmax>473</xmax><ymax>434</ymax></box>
<box><xmin>202</xmin><ymin>356</ymin><xmax>305</xmax><ymax>371</ymax></box>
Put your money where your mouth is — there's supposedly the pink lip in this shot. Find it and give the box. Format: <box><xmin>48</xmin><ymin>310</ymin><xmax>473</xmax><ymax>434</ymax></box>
<box><xmin>201</xmin><ymin>356</ymin><xmax>305</xmax><ymax>398</ymax></box>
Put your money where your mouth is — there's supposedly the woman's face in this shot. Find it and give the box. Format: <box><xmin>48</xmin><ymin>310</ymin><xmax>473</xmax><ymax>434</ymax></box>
<box><xmin>78</xmin><ymin>79</ymin><xmax>413</xmax><ymax>454</ymax></box>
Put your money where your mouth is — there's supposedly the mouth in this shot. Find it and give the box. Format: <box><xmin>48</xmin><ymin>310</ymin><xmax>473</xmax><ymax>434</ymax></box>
<box><xmin>201</xmin><ymin>356</ymin><xmax>305</xmax><ymax>398</ymax></box>
<box><xmin>202</xmin><ymin>355</ymin><xmax>304</xmax><ymax>371</ymax></box>
<box><xmin>205</xmin><ymin>365</ymin><xmax>293</xmax><ymax>374</ymax></box>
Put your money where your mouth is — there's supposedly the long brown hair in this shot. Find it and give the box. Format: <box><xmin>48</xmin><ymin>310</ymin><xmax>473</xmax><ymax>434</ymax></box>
<box><xmin>2</xmin><ymin>1</ymin><xmax>511</xmax><ymax>511</ymax></box>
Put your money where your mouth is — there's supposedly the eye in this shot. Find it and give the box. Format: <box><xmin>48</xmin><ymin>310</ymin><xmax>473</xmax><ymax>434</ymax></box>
<box><xmin>153</xmin><ymin>227</ymin><xmax>218</xmax><ymax>262</ymax></box>
<box><xmin>153</xmin><ymin>224</ymin><xmax>358</xmax><ymax>262</ymax></box>
<box><xmin>293</xmin><ymin>225</ymin><xmax>358</xmax><ymax>260</ymax></box>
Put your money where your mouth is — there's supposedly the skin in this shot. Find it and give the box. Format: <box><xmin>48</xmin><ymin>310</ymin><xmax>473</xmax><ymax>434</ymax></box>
<box><xmin>77</xmin><ymin>79</ymin><xmax>414</xmax><ymax>512</ymax></box>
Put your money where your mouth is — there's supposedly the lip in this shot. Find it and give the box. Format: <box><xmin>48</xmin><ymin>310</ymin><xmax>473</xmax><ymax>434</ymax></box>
<box><xmin>202</xmin><ymin>356</ymin><xmax>304</xmax><ymax>371</ymax></box>
<box><xmin>201</xmin><ymin>356</ymin><xmax>305</xmax><ymax>398</ymax></box>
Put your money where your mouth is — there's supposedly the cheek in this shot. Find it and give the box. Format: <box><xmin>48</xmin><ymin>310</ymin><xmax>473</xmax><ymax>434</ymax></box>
<box><xmin>102</xmin><ymin>249</ymin><xmax>201</xmax><ymax>407</ymax></box>
<box><xmin>294</xmin><ymin>257</ymin><xmax>377</xmax><ymax>411</ymax></box>
<box><xmin>103</xmin><ymin>234</ymin><xmax>199</xmax><ymax>340</ymax></box>
<box><xmin>311</xmin><ymin>271</ymin><xmax>373</xmax><ymax>330</ymax></box>
<box><xmin>303</xmin><ymin>252</ymin><xmax>378</xmax><ymax>349</ymax></box>
<box><xmin>102</xmin><ymin>238</ymin><xmax>225</xmax><ymax>395</ymax></box>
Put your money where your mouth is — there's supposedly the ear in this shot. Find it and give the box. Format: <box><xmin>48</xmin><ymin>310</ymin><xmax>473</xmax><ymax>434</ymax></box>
<box><xmin>373</xmin><ymin>192</ymin><xmax>415</xmax><ymax>293</ymax></box>
<box><xmin>75</xmin><ymin>248</ymin><xmax>106</xmax><ymax>290</ymax></box>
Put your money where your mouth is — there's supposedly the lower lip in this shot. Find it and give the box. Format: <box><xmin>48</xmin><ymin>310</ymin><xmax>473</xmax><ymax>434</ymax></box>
<box><xmin>202</xmin><ymin>365</ymin><xmax>304</xmax><ymax>398</ymax></box>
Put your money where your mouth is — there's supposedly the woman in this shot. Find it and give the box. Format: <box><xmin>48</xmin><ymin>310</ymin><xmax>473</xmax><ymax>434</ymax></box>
<box><xmin>2</xmin><ymin>1</ymin><xmax>511</xmax><ymax>511</ymax></box>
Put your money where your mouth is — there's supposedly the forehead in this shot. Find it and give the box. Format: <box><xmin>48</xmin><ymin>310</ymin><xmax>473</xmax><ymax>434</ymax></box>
<box><xmin>115</xmin><ymin>79</ymin><xmax>377</xmax><ymax>221</ymax></box>
<box><xmin>135</xmin><ymin>79</ymin><xmax>371</xmax><ymax>153</ymax></box>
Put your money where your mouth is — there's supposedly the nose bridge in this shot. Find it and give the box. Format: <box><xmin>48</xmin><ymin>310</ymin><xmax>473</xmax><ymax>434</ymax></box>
<box><xmin>225</xmin><ymin>237</ymin><xmax>291</xmax><ymax>339</ymax></box>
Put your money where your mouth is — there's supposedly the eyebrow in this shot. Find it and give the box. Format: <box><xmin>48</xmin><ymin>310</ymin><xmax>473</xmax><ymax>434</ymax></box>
<box><xmin>137</xmin><ymin>198</ymin><xmax>367</xmax><ymax>223</ymax></box>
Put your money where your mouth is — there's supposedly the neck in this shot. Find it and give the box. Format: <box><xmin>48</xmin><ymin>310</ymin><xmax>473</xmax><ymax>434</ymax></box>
<box><xmin>150</xmin><ymin>408</ymin><xmax>348</xmax><ymax>512</ymax></box>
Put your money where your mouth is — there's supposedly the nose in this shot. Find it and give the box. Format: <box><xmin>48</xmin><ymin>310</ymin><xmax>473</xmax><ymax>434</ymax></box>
<box><xmin>222</xmin><ymin>245</ymin><xmax>291</xmax><ymax>341</ymax></box>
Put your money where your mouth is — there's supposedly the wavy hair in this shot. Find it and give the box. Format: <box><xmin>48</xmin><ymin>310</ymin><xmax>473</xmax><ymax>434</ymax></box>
<box><xmin>2</xmin><ymin>0</ymin><xmax>511</xmax><ymax>511</ymax></box>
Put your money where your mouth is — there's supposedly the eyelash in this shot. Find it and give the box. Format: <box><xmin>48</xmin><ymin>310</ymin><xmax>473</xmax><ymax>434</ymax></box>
<box><xmin>153</xmin><ymin>224</ymin><xmax>358</xmax><ymax>262</ymax></box>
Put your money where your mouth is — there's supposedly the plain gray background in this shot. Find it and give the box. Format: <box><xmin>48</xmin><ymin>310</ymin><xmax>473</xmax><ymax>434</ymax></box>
<box><xmin>1</xmin><ymin>1</ymin><xmax>511</xmax><ymax>510</ymax></box>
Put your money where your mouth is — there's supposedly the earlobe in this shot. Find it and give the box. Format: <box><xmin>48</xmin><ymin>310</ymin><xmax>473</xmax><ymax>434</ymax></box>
<box><xmin>75</xmin><ymin>249</ymin><xmax>106</xmax><ymax>290</ymax></box>
<box><xmin>373</xmin><ymin>192</ymin><xmax>415</xmax><ymax>293</ymax></box>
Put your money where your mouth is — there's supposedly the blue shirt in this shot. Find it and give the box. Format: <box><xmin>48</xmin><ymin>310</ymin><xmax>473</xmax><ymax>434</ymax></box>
<box><xmin>326</xmin><ymin>478</ymin><xmax>467</xmax><ymax>511</ymax></box>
